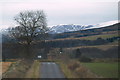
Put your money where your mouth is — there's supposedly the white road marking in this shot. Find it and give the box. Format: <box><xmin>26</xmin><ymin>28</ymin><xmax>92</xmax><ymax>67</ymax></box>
<box><xmin>52</xmin><ymin>63</ymin><xmax>55</xmax><ymax>64</ymax></box>
<box><xmin>42</xmin><ymin>62</ymin><xmax>56</xmax><ymax>65</ymax></box>
<box><xmin>47</xmin><ymin>62</ymin><xmax>51</xmax><ymax>64</ymax></box>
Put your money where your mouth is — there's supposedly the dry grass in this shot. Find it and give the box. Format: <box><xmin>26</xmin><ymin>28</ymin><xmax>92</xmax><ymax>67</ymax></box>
<box><xmin>45</xmin><ymin>33</ymin><xmax>118</xmax><ymax>42</ymax></box>
<box><xmin>25</xmin><ymin>60</ymin><xmax>40</xmax><ymax>78</ymax></box>
<box><xmin>2</xmin><ymin>62</ymin><xmax>14</xmax><ymax>74</ymax></box>
<box><xmin>57</xmin><ymin>62</ymin><xmax>77</xmax><ymax>78</ymax></box>
<box><xmin>77</xmin><ymin>34</ymin><xmax>118</xmax><ymax>40</ymax></box>
<box><xmin>58</xmin><ymin>60</ymin><xmax>98</xmax><ymax>78</ymax></box>
<box><xmin>67</xmin><ymin>61</ymin><xmax>80</xmax><ymax>71</ymax></box>
<box><xmin>2</xmin><ymin>60</ymin><xmax>33</xmax><ymax>78</ymax></box>
<box><xmin>64</xmin><ymin>44</ymin><xmax>118</xmax><ymax>51</ymax></box>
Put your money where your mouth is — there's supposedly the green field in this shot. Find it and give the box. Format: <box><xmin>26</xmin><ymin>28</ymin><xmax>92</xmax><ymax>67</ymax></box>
<box><xmin>81</xmin><ymin>62</ymin><xmax>119</xmax><ymax>78</ymax></box>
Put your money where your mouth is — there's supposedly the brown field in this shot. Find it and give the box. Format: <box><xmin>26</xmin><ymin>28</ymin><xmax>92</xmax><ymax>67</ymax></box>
<box><xmin>46</xmin><ymin>33</ymin><xmax>118</xmax><ymax>42</ymax></box>
<box><xmin>2</xmin><ymin>62</ymin><xmax>14</xmax><ymax>73</ymax></box>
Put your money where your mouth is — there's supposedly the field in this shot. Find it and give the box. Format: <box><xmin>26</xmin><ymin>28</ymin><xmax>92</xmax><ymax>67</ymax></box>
<box><xmin>2</xmin><ymin>62</ymin><xmax>14</xmax><ymax>74</ymax></box>
<box><xmin>48</xmin><ymin>33</ymin><xmax>118</xmax><ymax>42</ymax></box>
<box><xmin>79</xmin><ymin>34</ymin><xmax>118</xmax><ymax>40</ymax></box>
<box><xmin>81</xmin><ymin>62</ymin><xmax>119</xmax><ymax>78</ymax></box>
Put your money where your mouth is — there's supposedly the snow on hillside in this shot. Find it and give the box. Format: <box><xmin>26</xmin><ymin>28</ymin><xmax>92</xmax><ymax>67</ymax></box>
<box><xmin>0</xmin><ymin>20</ymin><xmax>118</xmax><ymax>34</ymax></box>
<box><xmin>48</xmin><ymin>20</ymin><xmax>118</xmax><ymax>34</ymax></box>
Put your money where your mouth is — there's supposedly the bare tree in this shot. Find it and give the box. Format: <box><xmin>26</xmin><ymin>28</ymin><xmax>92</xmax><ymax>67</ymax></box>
<box><xmin>9</xmin><ymin>10</ymin><xmax>48</xmax><ymax>45</ymax></box>
<box><xmin>8</xmin><ymin>10</ymin><xmax>48</xmax><ymax>59</ymax></box>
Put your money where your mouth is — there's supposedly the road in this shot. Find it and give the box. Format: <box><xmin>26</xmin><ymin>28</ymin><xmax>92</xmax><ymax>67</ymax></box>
<box><xmin>40</xmin><ymin>62</ymin><xmax>65</xmax><ymax>78</ymax></box>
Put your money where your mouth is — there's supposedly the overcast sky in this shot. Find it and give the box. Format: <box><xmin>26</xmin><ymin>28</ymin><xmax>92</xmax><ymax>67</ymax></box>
<box><xmin>0</xmin><ymin>0</ymin><xmax>119</xmax><ymax>29</ymax></box>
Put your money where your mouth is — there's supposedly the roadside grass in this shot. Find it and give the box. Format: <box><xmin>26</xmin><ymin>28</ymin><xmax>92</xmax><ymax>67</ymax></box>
<box><xmin>2</xmin><ymin>62</ymin><xmax>15</xmax><ymax>74</ymax></box>
<box><xmin>57</xmin><ymin>62</ymin><xmax>77</xmax><ymax>78</ymax></box>
<box><xmin>1</xmin><ymin>59</ymin><xmax>17</xmax><ymax>74</ymax></box>
<box><xmin>2</xmin><ymin>60</ymin><xmax>37</xmax><ymax>78</ymax></box>
<box><xmin>81</xmin><ymin>62</ymin><xmax>119</xmax><ymax>78</ymax></box>
<box><xmin>58</xmin><ymin>60</ymin><xmax>98</xmax><ymax>78</ymax></box>
<box><xmin>25</xmin><ymin>60</ymin><xmax>40</xmax><ymax>78</ymax></box>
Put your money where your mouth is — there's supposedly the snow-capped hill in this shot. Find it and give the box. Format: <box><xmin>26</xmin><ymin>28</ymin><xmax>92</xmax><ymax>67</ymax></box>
<box><xmin>49</xmin><ymin>20</ymin><xmax>118</xmax><ymax>34</ymax></box>
<box><xmin>1</xmin><ymin>20</ymin><xmax>118</xmax><ymax>34</ymax></box>
<box><xmin>49</xmin><ymin>24</ymin><xmax>94</xmax><ymax>34</ymax></box>
<box><xmin>96</xmin><ymin>20</ymin><xmax>118</xmax><ymax>28</ymax></box>
<box><xmin>86</xmin><ymin>20</ymin><xmax>118</xmax><ymax>29</ymax></box>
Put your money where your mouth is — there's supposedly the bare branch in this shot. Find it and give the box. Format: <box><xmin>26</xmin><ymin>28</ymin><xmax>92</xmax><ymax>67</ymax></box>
<box><xmin>9</xmin><ymin>10</ymin><xmax>48</xmax><ymax>45</ymax></box>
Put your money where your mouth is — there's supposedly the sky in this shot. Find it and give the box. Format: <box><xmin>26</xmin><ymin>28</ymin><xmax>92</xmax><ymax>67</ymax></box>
<box><xmin>0</xmin><ymin>0</ymin><xmax>119</xmax><ymax>29</ymax></box>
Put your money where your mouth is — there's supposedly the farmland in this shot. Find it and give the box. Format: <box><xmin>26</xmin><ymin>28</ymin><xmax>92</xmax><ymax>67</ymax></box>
<box><xmin>77</xmin><ymin>34</ymin><xmax>118</xmax><ymax>40</ymax></box>
<box><xmin>1</xmin><ymin>22</ymin><xmax>119</xmax><ymax>78</ymax></box>
<box><xmin>49</xmin><ymin>33</ymin><xmax>118</xmax><ymax>41</ymax></box>
<box><xmin>2</xmin><ymin>62</ymin><xmax>14</xmax><ymax>74</ymax></box>
<box><xmin>81</xmin><ymin>62</ymin><xmax>119</xmax><ymax>78</ymax></box>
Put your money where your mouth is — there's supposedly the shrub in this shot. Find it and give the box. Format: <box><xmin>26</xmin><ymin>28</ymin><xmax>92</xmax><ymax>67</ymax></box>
<box><xmin>75</xmin><ymin>66</ymin><xmax>98</xmax><ymax>78</ymax></box>
<box><xmin>68</xmin><ymin>62</ymin><xmax>80</xmax><ymax>71</ymax></box>
<box><xmin>75</xmin><ymin>66</ymin><xmax>88</xmax><ymax>77</ymax></box>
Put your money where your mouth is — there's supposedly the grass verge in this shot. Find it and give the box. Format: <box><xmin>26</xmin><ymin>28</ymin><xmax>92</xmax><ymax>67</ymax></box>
<box><xmin>25</xmin><ymin>60</ymin><xmax>40</xmax><ymax>78</ymax></box>
<box><xmin>57</xmin><ymin>62</ymin><xmax>77</xmax><ymax>78</ymax></box>
<box><xmin>2</xmin><ymin>62</ymin><xmax>15</xmax><ymax>74</ymax></box>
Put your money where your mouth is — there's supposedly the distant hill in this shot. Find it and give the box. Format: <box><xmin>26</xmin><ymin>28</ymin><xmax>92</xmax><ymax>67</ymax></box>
<box><xmin>48</xmin><ymin>24</ymin><xmax>94</xmax><ymax>34</ymax></box>
<box><xmin>48</xmin><ymin>20</ymin><xmax>118</xmax><ymax>34</ymax></box>
<box><xmin>2</xmin><ymin>22</ymin><xmax>119</xmax><ymax>59</ymax></box>
<box><xmin>51</xmin><ymin>23</ymin><xmax>119</xmax><ymax>39</ymax></box>
<box><xmin>1</xmin><ymin>21</ymin><xmax>119</xmax><ymax>43</ymax></box>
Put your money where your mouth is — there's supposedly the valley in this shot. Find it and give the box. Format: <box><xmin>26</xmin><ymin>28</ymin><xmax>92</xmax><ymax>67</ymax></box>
<box><xmin>1</xmin><ymin>21</ymin><xmax>119</xmax><ymax>79</ymax></box>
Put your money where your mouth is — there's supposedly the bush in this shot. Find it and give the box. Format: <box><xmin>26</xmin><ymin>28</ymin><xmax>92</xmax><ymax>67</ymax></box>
<box><xmin>79</xmin><ymin>56</ymin><xmax>92</xmax><ymax>62</ymax></box>
<box><xmin>75</xmin><ymin>66</ymin><xmax>98</xmax><ymax>78</ymax></box>
<box><xmin>75</xmin><ymin>66</ymin><xmax>88</xmax><ymax>77</ymax></box>
<box><xmin>68</xmin><ymin>62</ymin><xmax>80</xmax><ymax>71</ymax></box>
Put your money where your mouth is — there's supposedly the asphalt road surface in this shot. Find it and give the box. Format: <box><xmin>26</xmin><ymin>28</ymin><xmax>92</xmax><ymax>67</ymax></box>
<box><xmin>40</xmin><ymin>62</ymin><xmax>65</xmax><ymax>78</ymax></box>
